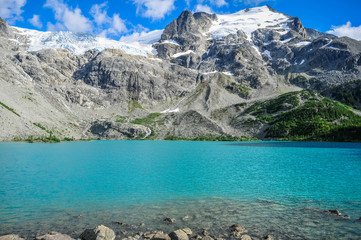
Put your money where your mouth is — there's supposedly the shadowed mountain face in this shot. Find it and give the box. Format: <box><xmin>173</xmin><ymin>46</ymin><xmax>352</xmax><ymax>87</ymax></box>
<box><xmin>0</xmin><ymin>6</ymin><xmax>361</xmax><ymax>142</ymax></box>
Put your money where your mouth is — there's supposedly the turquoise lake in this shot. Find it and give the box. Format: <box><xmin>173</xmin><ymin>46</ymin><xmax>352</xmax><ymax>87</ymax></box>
<box><xmin>1</xmin><ymin>141</ymin><xmax>361</xmax><ymax>239</ymax></box>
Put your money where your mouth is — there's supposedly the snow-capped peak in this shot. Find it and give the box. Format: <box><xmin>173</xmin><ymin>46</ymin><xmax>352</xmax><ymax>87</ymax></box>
<box><xmin>209</xmin><ymin>5</ymin><xmax>292</xmax><ymax>39</ymax></box>
<box><xmin>13</xmin><ymin>27</ymin><xmax>162</xmax><ymax>57</ymax></box>
<box><xmin>10</xmin><ymin>5</ymin><xmax>293</xmax><ymax>57</ymax></box>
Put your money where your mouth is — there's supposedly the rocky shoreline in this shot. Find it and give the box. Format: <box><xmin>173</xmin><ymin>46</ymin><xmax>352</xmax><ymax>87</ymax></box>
<box><xmin>0</xmin><ymin>224</ymin><xmax>271</xmax><ymax>240</ymax></box>
<box><xmin>1</xmin><ymin>209</ymin><xmax>360</xmax><ymax>240</ymax></box>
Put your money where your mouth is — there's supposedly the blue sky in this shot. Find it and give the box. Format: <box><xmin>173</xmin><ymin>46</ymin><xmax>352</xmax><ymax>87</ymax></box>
<box><xmin>1</xmin><ymin>0</ymin><xmax>361</xmax><ymax>40</ymax></box>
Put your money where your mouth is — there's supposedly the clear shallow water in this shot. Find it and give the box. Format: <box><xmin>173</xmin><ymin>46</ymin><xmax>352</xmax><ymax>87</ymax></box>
<box><xmin>0</xmin><ymin>141</ymin><xmax>361</xmax><ymax>239</ymax></box>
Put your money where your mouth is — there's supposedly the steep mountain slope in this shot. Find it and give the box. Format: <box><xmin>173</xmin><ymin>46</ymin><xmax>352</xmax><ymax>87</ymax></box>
<box><xmin>1</xmin><ymin>6</ymin><xmax>361</xmax><ymax>142</ymax></box>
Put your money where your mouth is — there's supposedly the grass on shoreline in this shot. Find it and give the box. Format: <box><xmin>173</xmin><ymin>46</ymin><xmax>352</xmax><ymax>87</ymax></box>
<box><xmin>164</xmin><ymin>135</ymin><xmax>259</xmax><ymax>142</ymax></box>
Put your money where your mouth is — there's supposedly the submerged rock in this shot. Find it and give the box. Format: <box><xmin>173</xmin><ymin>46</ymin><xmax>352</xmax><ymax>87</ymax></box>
<box><xmin>0</xmin><ymin>235</ymin><xmax>24</xmax><ymax>240</ymax></box>
<box><xmin>36</xmin><ymin>232</ymin><xmax>74</xmax><ymax>240</ymax></box>
<box><xmin>229</xmin><ymin>224</ymin><xmax>247</xmax><ymax>237</ymax></box>
<box><xmin>163</xmin><ymin>217</ymin><xmax>176</xmax><ymax>223</ymax></box>
<box><xmin>80</xmin><ymin>225</ymin><xmax>115</xmax><ymax>240</ymax></box>
<box><xmin>169</xmin><ymin>230</ymin><xmax>189</xmax><ymax>240</ymax></box>
<box><xmin>229</xmin><ymin>224</ymin><xmax>247</xmax><ymax>233</ymax></box>
<box><xmin>264</xmin><ymin>235</ymin><xmax>274</xmax><ymax>240</ymax></box>
<box><xmin>201</xmin><ymin>236</ymin><xmax>214</xmax><ymax>240</ymax></box>
<box><xmin>328</xmin><ymin>210</ymin><xmax>342</xmax><ymax>216</ymax></box>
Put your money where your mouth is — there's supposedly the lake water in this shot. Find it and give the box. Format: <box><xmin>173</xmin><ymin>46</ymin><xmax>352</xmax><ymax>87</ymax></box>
<box><xmin>0</xmin><ymin>141</ymin><xmax>361</xmax><ymax>239</ymax></box>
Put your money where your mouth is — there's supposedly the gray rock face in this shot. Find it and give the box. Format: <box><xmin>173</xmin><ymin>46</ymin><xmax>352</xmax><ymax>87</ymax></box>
<box><xmin>155</xmin><ymin>11</ymin><xmax>216</xmax><ymax>61</ymax></box>
<box><xmin>80</xmin><ymin>225</ymin><xmax>115</xmax><ymax>240</ymax></box>
<box><xmin>287</xmin><ymin>17</ymin><xmax>307</xmax><ymax>38</ymax></box>
<box><xmin>161</xmin><ymin>10</ymin><xmax>216</xmax><ymax>47</ymax></box>
<box><xmin>169</xmin><ymin>110</ymin><xmax>225</xmax><ymax>138</ymax></box>
<box><xmin>73</xmin><ymin>49</ymin><xmax>198</xmax><ymax>105</ymax></box>
<box><xmin>0</xmin><ymin>17</ymin><xmax>9</xmax><ymax>36</ymax></box>
<box><xmin>36</xmin><ymin>232</ymin><xmax>74</xmax><ymax>240</ymax></box>
<box><xmin>89</xmin><ymin>121</ymin><xmax>150</xmax><ymax>140</ymax></box>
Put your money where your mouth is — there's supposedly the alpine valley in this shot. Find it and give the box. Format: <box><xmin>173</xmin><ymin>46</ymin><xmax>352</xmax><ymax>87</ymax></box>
<box><xmin>1</xmin><ymin>5</ymin><xmax>361</xmax><ymax>142</ymax></box>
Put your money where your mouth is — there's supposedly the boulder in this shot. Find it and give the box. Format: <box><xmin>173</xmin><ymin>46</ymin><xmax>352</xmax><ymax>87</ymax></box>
<box><xmin>240</xmin><ymin>235</ymin><xmax>252</xmax><ymax>240</ymax></box>
<box><xmin>190</xmin><ymin>235</ymin><xmax>202</xmax><ymax>240</ymax></box>
<box><xmin>179</xmin><ymin>229</ymin><xmax>191</xmax><ymax>236</ymax></box>
<box><xmin>36</xmin><ymin>232</ymin><xmax>74</xmax><ymax>240</ymax></box>
<box><xmin>169</xmin><ymin>230</ymin><xmax>189</xmax><ymax>240</ymax></box>
<box><xmin>80</xmin><ymin>225</ymin><xmax>115</xmax><ymax>240</ymax></box>
<box><xmin>0</xmin><ymin>235</ymin><xmax>24</xmax><ymax>240</ymax></box>
<box><xmin>264</xmin><ymin>235</ymin><xmax>274</xmax><ymax>240</ymax></box>
<box><xmin>152</xmin><ymin>232</ymin><xmax>171</xmax><ymax>240</ymax></box>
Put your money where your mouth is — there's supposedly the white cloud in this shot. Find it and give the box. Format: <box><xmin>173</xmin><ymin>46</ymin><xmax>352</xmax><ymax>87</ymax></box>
<box><xmin>44</xmin><ymin>0</ymin><xmax>92</xmax><ymax>32</ymax></box>
<box><xmin>108</xmin><ymin>14</ymin><xmax>128</xmax><ymax>35</ymax></box>
<box><xmin>28</xmin><ymin>14</ymin><xmax>42</xmax><ymax>28</ymax></box>
<box><xmin>327</xmin><ymin>21</ymin><xmax>361</xmax><ymax>41</ymax></box>
<box><xmin>46</xmin><ymin>21</ymin><xmax>65</xmax><ymax>31</ymax></box>
<box><xmin>238</xmin><ymin>0</ymin><xmax>272</xmax><ymax>6</ymax></box>
<box><xmin>89</xmin><ymin>2</ymin><xmax>128</xmax><ymax>37</ymax></box>
<box><xmin>132</xmin><ymin>0</ymin><xmax>175</xmax><ymax>20</ymax></box>
<box><xmin>90</xmin><ymin>2</ymin><xmax>111</xmax><ymax>26</ymax></box>
<box><xmin>210</xmin><ymin>0</ymin><xmax>228</xmax><ymax>7</ymax></box>
<box><xmin>0</xmin><ymin>0</ymin><xmax>26</xmax><ymax>23</ymax></box>
<box><xmin>194</xmin><ymin>4</ymin><xmax>214</xmax><ymax>13</ymax></box>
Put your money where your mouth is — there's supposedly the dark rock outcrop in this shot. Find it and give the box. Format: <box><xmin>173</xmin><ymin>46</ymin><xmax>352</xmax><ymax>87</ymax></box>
<box><xmin>163</xmin><ymin>217</ymin><xmax>175</xmax><ymax>223</ymax></box>
<box><xmin>89</xmin><ymin>121</ymin><xmax>149</xmax><ymax>140</ymax></box>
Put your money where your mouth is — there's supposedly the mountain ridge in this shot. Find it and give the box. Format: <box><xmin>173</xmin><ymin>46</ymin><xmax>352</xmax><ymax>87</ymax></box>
<box><xmin>1</xmin><ymin>5</ymin><xmax>361</xmax><ymax>142</ymax></box>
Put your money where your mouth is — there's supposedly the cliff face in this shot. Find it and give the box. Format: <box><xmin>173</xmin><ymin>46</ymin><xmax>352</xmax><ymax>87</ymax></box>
<box><xmin>0</xmin><ymin>6</ymin><xmax>361</xmax><ymax>142</ymax></box>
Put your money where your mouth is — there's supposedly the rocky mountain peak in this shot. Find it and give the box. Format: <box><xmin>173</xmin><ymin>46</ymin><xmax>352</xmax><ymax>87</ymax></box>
<box><xmin>1</xmin><ymin>7</ymin><xmax>361</xmax><ymax>142</ymax></box>
<box><xmin>287</xmin><ymin>17</ymin><xmax>307</xmax><ymax>38</ymax></box>
<box><xmin>0</xmin><ymin>17</ymin><xmax>9</xmax><ymax>36</ymax></box>
<box><xmin>160</xmin><ymin>10</ymin><xmax>216</xmax><ymax>46</ymax></box>
<box><xmin>265</xmin><ymin>5</ymin><xmax>278</xmax><ymax>13</ymax></box>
